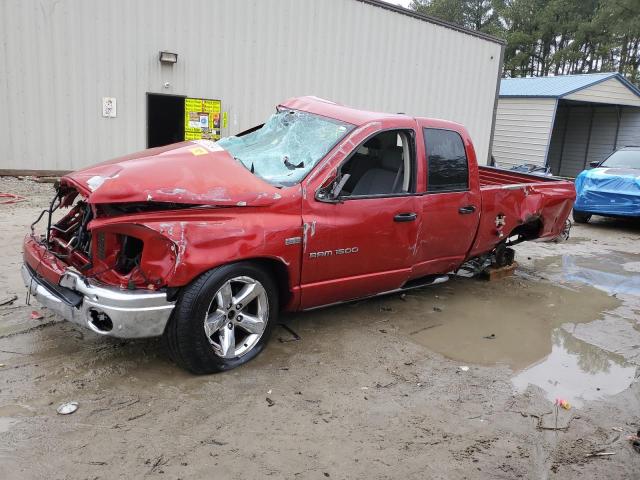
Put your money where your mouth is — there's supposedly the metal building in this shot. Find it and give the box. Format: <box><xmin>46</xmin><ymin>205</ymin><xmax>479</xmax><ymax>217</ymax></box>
<box><xmin>0</xmin><ymin>0</ymin><xmax>504</xmax><ymax>174</ymax></box>
<box><xmin>493</xmin><ymin>73</ymin><xmax>640</xmax><ymax>177</ymax></box>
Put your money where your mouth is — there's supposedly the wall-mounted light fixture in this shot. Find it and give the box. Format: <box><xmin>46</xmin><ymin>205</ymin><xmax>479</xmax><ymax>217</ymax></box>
<box><xmin>159</xmin><ymin>51</ymin><xmax>178</xmax><ymax>64</ymax></box>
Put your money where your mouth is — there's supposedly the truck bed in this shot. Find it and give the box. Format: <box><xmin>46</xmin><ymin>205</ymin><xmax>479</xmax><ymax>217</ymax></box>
<box><xmin>468</xmin><ymin>166</ymin><xmax>576</xmax><ymax>259</ymax></box>
<box><xmin>478</xmin><ymin>166</ymin><xmax>561</xmax><ymax>188</ymax></box>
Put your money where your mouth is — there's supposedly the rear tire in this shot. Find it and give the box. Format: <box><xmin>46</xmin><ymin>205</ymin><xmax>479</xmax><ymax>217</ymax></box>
<box><xmin>165</xmin><ymin>262</ymin><xmax>278</xmax><ymax>374</ymax></box>
<box><xmin>572</xmin><ymin>210</ymin><xmax>591</xmax><ymax>224</ymax></box>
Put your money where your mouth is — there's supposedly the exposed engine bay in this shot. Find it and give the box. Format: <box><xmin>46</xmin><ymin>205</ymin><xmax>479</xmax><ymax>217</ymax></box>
<box><xmin>29</xmin><ymin>184</ymin><xmax>180</xmax><ymax>290</ymax></box>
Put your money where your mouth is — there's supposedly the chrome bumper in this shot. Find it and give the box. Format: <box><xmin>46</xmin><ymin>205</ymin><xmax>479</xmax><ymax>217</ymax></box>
<box><xmin>21</xmin><ymin>264</ymin><xmax>175</xmax><ymax>338</ymax></box>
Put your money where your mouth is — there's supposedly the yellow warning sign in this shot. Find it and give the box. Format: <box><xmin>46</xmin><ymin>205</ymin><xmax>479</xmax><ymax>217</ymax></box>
<box><xmin>184</xmin><ymin>98</ymin><xmax>222</xmax><ymax>141</ymax></box>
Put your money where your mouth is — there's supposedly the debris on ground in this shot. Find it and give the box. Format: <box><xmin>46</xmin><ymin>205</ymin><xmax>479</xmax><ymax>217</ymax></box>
<box><xmin>458</xmin><ymin>366</ymin><xmax>470</xmax><ymax>372</ymax></box>
<box><xmin>277</xmin><ymin>323</ymin><xmax>301</xmax><ymax>343</ymax></box>
<box><xmin>0</xmin><ymin>193</ymin><xmax>27</xmax><ymax>204</ymax></box>
<box><xmin>433</xmin><ymin>306</ymin><xmax>443</xmax><ymax>312</ymax></box>
<box><xmin>482</xmin><ymin>262</ymin><xmax>518</xmax><ymax>281</ymax></box>
<box><xmin>0</xmin><ymin>294</ymin><xmax>18</xmax><ymax>306</ymax></box>
<box><xmin>33</xmin><ymin>176</ymin><xmax>60</xmax><ymax>184</ymax></box>
<box><xmin>483</xmin><ymin>333</ymin><xmax>496</xmax><ymax>340</ymax></box>
<box><xmin>585</xmin><ymin>451</ymin><xmax>616</xmax><ymax>458</ymax></box>
<box><xmin>30</xmin><ymin>310</ymin><xmax>44</xmax><ymax>320</ymax></box>
<box><xmin>266</xmin><ymin>398</ymin><xmax>275</xmax><ymax>407</ymax></box>
<box><xmin>628</xmin><ymin>430</ymin><xmax>640</xmax><ymax>453</ymax></box>
<box><xmin>56</xmin><ymin>401</ymin><xmax>79</xmax><ymax>415</ymax></box>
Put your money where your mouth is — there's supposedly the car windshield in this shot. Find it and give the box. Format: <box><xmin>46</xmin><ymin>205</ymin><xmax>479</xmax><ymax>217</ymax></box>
<box><xmin>217</xmin><ymin>110</ymin><xmax>354</xmax><ymax>186</ymax></box>
<box><xmin>600</xmin><ymin>149</ymin><xmax>640</xmax><ymax>169</ymax></box>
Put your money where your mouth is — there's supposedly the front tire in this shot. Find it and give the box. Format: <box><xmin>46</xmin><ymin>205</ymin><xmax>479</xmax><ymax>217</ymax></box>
<box><xmin>165</xmin><ymin>262</ymin><xmax>278</xmax><ymax>374</ymax></box>
<box><xmin>572</xmin><ymin>210</ymin><xmax>591</xmax><ymax>224</ymax></box>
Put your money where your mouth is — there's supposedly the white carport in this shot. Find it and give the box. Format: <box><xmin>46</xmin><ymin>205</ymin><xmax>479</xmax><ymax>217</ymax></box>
<box><xmin>492</xmin><ymin>73</ymin><xmax>640</xmax><ymax>177</ymax></box>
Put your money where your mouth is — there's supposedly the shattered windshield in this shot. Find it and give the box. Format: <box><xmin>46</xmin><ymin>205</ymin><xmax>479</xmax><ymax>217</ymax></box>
<box><xmin>600</xmin><ymin>149</ymin><xmax>640</xmax><ymax>170</ymax></box>
<box><xmin>217</xmin><ymin>110</ymin><xmax>354</xmax><ymax>186</ymax></box>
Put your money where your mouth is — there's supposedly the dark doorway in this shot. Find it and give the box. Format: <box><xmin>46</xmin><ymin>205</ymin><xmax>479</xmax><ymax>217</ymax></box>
<box><xmin>147</xmin><ymin>93</ymin><xmax>185</xmax><ymax>148</ymax></box>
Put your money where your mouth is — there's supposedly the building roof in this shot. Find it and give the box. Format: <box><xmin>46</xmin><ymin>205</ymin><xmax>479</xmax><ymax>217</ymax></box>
<box><xmin>359</xmin><ymin>0</ymin><xmax>505</xmax><ymax>45</ymax></box>
<box><xmin>499</xmin><ymin>72</ymin><xmax>640</xmax><ymax>98</ymax></box>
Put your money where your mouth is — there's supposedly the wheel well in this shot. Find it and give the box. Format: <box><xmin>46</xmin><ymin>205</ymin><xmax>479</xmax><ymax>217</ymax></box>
<box><xmin>507</xmin><ymin>218</ymin><xmax>543</xmax><ymax>245</ymax></box>
<box><xmin>165</xmin><ymin>258</ymin><xmax>292</xmax><ymax>307</ymax></box>
<box><xmin>247</xmin><ymin>257</ymin><xmax>292</xmax><ymax>309</ymax></box>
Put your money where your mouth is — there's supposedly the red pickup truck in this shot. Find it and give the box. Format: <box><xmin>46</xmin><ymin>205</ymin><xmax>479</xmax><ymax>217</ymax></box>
<box><xmin>22</xmin><ymin>97</ymin><xmax>575</xmax><ymax>373</ymax></box>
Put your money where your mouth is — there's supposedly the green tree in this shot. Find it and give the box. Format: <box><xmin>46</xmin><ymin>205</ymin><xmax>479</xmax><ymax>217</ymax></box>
<box><xmin>409</xmin><ymin>0</ymin><xmax>640</xmax><ymax>86</ymax></box>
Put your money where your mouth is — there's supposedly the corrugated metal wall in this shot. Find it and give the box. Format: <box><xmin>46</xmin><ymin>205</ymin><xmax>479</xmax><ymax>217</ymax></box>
<box><xmin>617</xmin><ymin>108</ymin><xmax>640</xmax><ymax>147</ymax></box>
<box><xmin>0</xmin><ymin>0</ymin><xmax>503</xmax><ymax>171</ymax></box>
<box><xmin>548</xmin><ymin>103</ymin><xmax>640</xmax><ymax>177</ymax></box>
<box><xmin>491</xmin><ymin>98</ymin><xmax>556</xmax><ymax>168</ymax></box>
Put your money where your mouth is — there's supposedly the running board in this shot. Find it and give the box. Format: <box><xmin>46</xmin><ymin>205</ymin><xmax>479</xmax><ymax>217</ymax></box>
<box><xmin>303</xmin><ymin>275</ymin><xmax>449</xmax><ymax>311</ymax></box>
<box><xmin>401</xmin><ymin>274</ymin><xmax>449</xmax><ymax>291</ymax></box>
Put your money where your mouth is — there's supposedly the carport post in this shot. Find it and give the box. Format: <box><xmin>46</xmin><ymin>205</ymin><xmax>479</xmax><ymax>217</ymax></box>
<box><xmin>557</xmin><ymin>105</ymin><xmax>570</xmax><ymax>176</ymax></box>
<box><xmin>583</xmin><ymin>106</ymin><xmax>595</xmax><ymax>170</ymax></box>
<box><xmin>613</xmin><ymin>106</ymin><xmax>622</xmax><ymax>150</ymax></box>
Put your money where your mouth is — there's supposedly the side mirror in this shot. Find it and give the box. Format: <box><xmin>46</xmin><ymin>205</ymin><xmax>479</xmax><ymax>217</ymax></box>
<box><xmin>589</xmin><ymin>161</ymin><xmax>601</xmax><ymax>168</ymax></box>
<box><xmin>316</xmin><ymin>173</ymin><xmax>351</xmax><ymax>203</ymax></box>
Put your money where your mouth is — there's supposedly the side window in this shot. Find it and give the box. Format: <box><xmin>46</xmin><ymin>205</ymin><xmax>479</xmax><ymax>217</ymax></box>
<box><xmin>338</xmin><ymin>130</ymin><xmax>414</xmax><ymax>197</ymax></box>
<box><xmin>424</xmin><ymin>128</ymin><xmax>468</xmax><ymax>193</ymax></box>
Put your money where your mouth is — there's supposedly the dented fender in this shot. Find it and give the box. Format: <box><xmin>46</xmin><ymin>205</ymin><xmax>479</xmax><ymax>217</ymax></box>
<box><xmin>88</xmin><ymin>202</ymin><xmax>304</xmax><ymax>295</ymax></box>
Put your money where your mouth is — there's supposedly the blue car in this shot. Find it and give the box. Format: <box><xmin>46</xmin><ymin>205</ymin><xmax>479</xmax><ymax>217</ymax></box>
<box><xmin>573</xmin><ymin>146</ymin><xmax>640</xmax><ymax>223</ymax></box>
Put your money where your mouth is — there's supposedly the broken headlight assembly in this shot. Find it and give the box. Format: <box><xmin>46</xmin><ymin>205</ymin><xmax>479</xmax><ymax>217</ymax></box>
<box><xmin>31</xmin><ymin>185</ymin><xmax>177</xmax><ymax>290</ymax></box>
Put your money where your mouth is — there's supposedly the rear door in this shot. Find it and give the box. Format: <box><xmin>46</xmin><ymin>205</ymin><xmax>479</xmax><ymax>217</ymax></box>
<box><xmin>412</xmin><ymin>127</ymin><xmax>481</xmax><ymax>277</ymax></box>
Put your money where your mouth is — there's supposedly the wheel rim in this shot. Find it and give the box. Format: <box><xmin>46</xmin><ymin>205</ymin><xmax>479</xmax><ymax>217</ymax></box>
<box><xmin>203</xmin><ymin>276</ymin><xmax>269</xmax><ymax>359</ymax></box>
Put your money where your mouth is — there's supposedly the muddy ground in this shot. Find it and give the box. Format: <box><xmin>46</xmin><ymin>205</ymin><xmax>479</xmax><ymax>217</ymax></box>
<box><xmin>0</xmin><ymin>177</ymin><xmax>639</xmax><ymax>479</ymax></box>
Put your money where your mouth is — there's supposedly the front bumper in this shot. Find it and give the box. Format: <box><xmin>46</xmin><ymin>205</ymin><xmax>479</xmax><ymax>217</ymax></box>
<box><xmin>22</xmin><ymin>264</ymin><xmax>175</xmax><ymax>338</ymax></box>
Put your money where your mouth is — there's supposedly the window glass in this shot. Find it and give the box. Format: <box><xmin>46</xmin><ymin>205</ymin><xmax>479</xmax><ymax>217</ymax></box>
<box><xmin>338</xmin><ymin>130</ymin><xmax>413</xmax><ymax>197</ymax></box>
<box><xmin>217</xmin><ymin>110</ymin><xmax>354</xmax><ymax>186</ymax></box>
<box><xmin>424</xmin><ymin>128</ymin><xmax>468</xmax><ymax>192</ymax></box>
<box><xmin>600</xmin><ymin>149</ymin><xmax>640</xmax><ymax>169</ymax></box>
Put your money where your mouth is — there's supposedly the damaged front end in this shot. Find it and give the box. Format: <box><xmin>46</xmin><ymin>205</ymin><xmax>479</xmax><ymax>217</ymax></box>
<box><xmin>22</xmin><ymin>182</ymin><xmax>178</xmax><ymax>338</ymax></box>
<box><xmin>29</xmin><ymin>183</ymin><xmax>180</xmax><ymax>290</ymax></box>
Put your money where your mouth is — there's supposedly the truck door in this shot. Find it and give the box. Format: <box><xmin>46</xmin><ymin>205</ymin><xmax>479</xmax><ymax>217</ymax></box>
<box><xmin>412</xmin><ymin>127</ymin><xmax>481</xmax><ymax>277</ymax></box>
<box><xmin>300</xmin><ymin>129</ymin><xmax>419</xmax><ymax>309</ymax></box>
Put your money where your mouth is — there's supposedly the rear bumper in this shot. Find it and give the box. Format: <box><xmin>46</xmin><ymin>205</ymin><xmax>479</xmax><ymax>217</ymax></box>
<box><xmin>22</xmin><ymin>264</ymin><xmax>175</xmax><ymax>338</ymax></box>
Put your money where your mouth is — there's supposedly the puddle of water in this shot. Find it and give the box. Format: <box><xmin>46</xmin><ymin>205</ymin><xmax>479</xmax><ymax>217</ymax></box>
<box><xmin>562</xmin><ymin>253</ymin><xmax>640</xmax><ymax>296</ymax></box>
<box><xmin>397</xmin><ymin>277</ymin><xmax>619</xmax><ymax>371</ymax></box>
<box><xmin>512</xmin><ymin>328</ymin><xmax>636</xmax><ymax>407</ymax></box>
<box><xmin>395</xmin><ymin>250</ymin><xmax>639</xmax><ymax>407</ymax></box>
<box><xmin>0</xmin><ymin>417</ymin><xmax>18</xmax><ymax>434</ymax></box>
<box><xmin>0</xmin><ymin>404</ymin><xmax>36</xmax><ymax>433</ymax></box>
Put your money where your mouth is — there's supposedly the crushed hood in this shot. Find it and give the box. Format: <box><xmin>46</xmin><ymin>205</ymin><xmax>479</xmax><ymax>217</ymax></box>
<box><xmin>62</xmin><ymin>140</ymin><xmax>283</xmax><ymax>206</ymax></box>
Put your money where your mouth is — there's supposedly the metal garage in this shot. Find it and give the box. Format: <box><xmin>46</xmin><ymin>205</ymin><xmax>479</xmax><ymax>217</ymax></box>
<box><xmin>0</xmin><ymin>0</ymin><xmax>504</xmax><ymax>173</ymax></box>
<box><xmin>492</xmin><ymin>73</ymin><xmax>640</xmax><ymax>178</ymax></box>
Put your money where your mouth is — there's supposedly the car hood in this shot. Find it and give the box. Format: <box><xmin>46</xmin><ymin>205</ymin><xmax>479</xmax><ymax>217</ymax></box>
<box><xmin>61</xmin><ymin>140</ymin><xmax>283</xmax><ymax>206</ymax></box>
<box><xmin>576</xmin><ymin>167</ymin><xmax>640</xmax><ymax>194</ymax></box>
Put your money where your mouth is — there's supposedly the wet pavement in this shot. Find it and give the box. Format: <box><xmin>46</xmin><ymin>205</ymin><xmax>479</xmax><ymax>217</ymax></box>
<box><xmin>1</xmin><ymin>178</ymin><xmax>639</xmax><ymax>479</ymax></box>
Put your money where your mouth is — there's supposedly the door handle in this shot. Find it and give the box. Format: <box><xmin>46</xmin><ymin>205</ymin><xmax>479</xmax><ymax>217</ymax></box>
<box><xmin>394</xmin><ymin>212</ymin><xmax>417</xmax><ymax>222</ymax></box>
<box><xmin>458</xmin><ymin>205</ymin><xmax>476</xmax><ymax>215</ymax></box>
